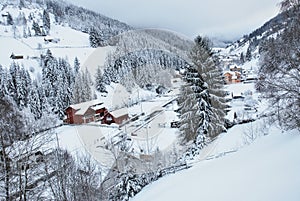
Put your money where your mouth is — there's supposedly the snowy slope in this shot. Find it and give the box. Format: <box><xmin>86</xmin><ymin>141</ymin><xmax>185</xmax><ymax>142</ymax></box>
<box><xmin>0</xmin><ymin>3</ymin><xmax>109</xmax><ymax>76</ymax></box>
<box><xmin>132</xmin><ymin>125</ymin><xmax>300</xmax><ymax>201</ymax></box>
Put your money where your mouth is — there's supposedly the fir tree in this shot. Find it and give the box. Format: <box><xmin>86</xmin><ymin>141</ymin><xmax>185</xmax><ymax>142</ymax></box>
<box><xmin>7</xmin><ymin>13</ymin><xmax>14</xmax><ymax>25</ymax></box>
<box><xmin>29</xmin><ymin>81</ymin><xmax>42</xmax><ymax>119</ymax></box>
<box><xmin>240</xmin><ymin>52</ymin><xmax>245</xmax><ymax>64</ymax></box>
<box><xmin>246</xmin><ymin>46</ymin><xmax>252</xmax><ymax>61</ymax></box>
<box><xmin>190</xmin><ymin>36</ymin><xmax>226</xmax><ymax>138</ymax></box>
<box><xmin>95</xmin><ymin>66</ymin><xmax>107</xmax><ymax>93</ymax></box>
<box><xmin>179</xmin><ymin>65</ymin><xmax>211</xmax><ymax>145</ymax></box>
<box><xmin>89</xmin><ymin>27</ymin><xmax>101</xmax><ymax>48</ymax></box>
<box><xmin>74</xmin><ymin>57</ymin><xmax>80</xmax><ymax>74</ymax></box>
<box><xmin>43</xmin><ymin>9</ymin><xmax>50</xmax><ymax>34</ymax></box>
<box><xmin>32</xmin><ymin>20</ymin><xmax>41</xmax><ymax>36</ymax></box>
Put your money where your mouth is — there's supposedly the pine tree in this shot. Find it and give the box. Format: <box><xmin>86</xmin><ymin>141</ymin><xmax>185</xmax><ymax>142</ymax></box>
<box><xmin>72</xmin><ymin>69</ymin><xmax>93</xmax><ymax>104</ymax></box>
<box><xmin>32</xmin><ymin>20</ymin><xmax>41</xmax><ymax>36</ymax></box>
<box><xmin>246</xmin><ymin>46</ymin><xmax>252</xmax><ymax>61</ymax></box>
<box><xmin>74</xmin><ymin>57</ymin><xmax>80</xmax><ymax>74</ymax></box>
<box><xmin>89</xmin><ymin>27</ymin><xmax>101</xmax><ymax>48</ymax></box>
<box><xmin>43</xmin><ymin>9</ymin><xmax>50</xmax><ymax>34</ymax></box>
<box><xmin>19</xmin><ymin>0</ymin><xmax>25</xmax><ymax>8</ymax></box>
<box><xmin>178</xmin><ymin>65</ymin><xmax>211</xmax><ymax>144</ymax></box>
<box><xmin>23</xmin><ymin>26</ymin><xmax>27</xmax><ymax>38</ymax></box>
<box><xmin>240</xmin><ymin>52</ymin><xmax>245</xmax><ymax>64</ymax></box>
<box><xmin>190</xmin><ymin>36</ymin><xmax>226</xmax><ymax>138</ymax></box>
<box><xmin>95</xmin><ymin>66</ymin><xmax>107</xmax><ymax>93</ymax></box>
<box><xmin>7</xmin><ymin>13</ymin><xmax>14</xmax><ymax>25</ymax></box>
<box><xmin>27</xmin><ymin>26</ymin><xmax>31</xmax><ymax>37</ymax></box>
<box><xmin>15</xmin><ymin>66</ymin><xmax>31</xmax><ymax>108</ymax></box>
<box><xmin>29</xmin><ymin>81</ymin><xmax>42</xmax><ymax>119</ymax></box>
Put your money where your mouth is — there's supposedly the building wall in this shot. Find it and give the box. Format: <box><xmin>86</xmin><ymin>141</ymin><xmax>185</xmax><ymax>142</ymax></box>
<box><xmin>65</xmin><ymin>107</ymin><xmax>76</xmax><ymax>124</ymax></box>
<box><xmin>114</xmin><ymin>114</ymin><xmax>129</xmax><ymax>125</ymax></box>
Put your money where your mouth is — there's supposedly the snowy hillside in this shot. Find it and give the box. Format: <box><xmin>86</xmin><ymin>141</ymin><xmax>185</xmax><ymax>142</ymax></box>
<box><xmin>132</xmin><ymin>123</ymin><xmax>300</xmax><ymax>201</ymax></box>
<box><xmin>0</xmin><ymin>3</ymin><xmax>103</xmax><ymax>76</ymax></box>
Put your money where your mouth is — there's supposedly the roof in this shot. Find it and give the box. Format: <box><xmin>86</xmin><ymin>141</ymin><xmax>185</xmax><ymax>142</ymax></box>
<box><xmin>44</xmin><ymin>35</ymin><xmax>54</xmax><ymax>40</ymax></box>
<box><xmin>69</xmin><ymin>100</ymin><xmax>103</xmax><ymax>115</ymax></box>
<box><xmin>110</xmin><ymin>107</ymin><xmax>128</xmax><ymax>118</ymax></box>
<box><xmin>230</xmin><ymin>65</ymin><xmax>241</xmax><ymax>69</ymax></box>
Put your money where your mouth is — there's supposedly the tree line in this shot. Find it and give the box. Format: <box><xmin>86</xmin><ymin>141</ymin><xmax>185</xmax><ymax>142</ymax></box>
<box><xmin>0</xmin><ymin>50</ymin><xmax>94</xmax><ymax>120</ymax></box>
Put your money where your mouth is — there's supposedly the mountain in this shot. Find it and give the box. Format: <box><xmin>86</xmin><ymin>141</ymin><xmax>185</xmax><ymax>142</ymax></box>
<box><xmin>219</xmin><ymin>5</ymin><xmax>300</xmax><ymax>63</ymax></box>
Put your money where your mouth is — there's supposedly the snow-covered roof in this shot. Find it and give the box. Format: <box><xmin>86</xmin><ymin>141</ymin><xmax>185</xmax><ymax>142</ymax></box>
<box><xmin>44</xmin><ymin>35</ymin><xmax>54</xmax><ymax>40</ymax></box>
<box><xmin>110</xmin><ymin>108</ymin><xmax>128</xmax><ymax>118</ymax></box>
<box><xmin>246</xmin><ymin>74</ymin><xmax>257</xmax><ymax>79</ymax></box>
<box><xmin>69</xmin><ymin>99</ymin><xmax>103</xmax><ymax>115</ymax></box>
<box><xmin>224</xmin><ymin>71</ymin><xmax>235</xmax><ymax>76</ymax></box>
<box><xmin>229</xmin><ymin>64</ymin><xmax>241</xmax><ymax>69</ymax></box>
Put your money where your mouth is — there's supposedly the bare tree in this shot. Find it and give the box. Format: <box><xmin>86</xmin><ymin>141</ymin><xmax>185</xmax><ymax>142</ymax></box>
<box><xmin>0</xmin><ymin>96</ymin><xmax>25</xmax><ymax>201</ymax></box>
<box><xmin>257</xmin><ymin>13</ymin><xmax>300</xmax><ymax>130</ymax></box>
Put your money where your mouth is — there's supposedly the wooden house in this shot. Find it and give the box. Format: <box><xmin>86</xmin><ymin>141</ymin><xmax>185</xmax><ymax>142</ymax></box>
<box><xmin>65</xmin><ymin>100</ymin><xmax>129</xmax><ymax>125</ymax></box>
<box><xmin>224</xmin><ymin>71</ymin><xmax>242</xmax><ymax>84</ymax></box>
<box><xmin>65</xmin><ymin>100</ymin><xmax>107</xmax><ymax>124</ymax></box>
<box><xmin>10</xmin><ymin>53</ymin><xmax>24</xmax><ymax>60</ymax></box>
<box><xmin>102</xmin><ymin>108</ymin><xmax>129</xmax><ymax>125</ymax></box>
<box><xmin>229</xmin><ymin>64</ymin><xmax>242</xmax><ymax>72</ymax></box>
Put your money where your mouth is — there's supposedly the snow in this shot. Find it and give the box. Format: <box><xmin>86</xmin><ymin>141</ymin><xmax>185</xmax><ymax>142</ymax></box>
<box><xmin>69</xmin><ymin>99</ymin><xmax>104</xmax><ymax>115</ymax></box>
<box><xmin>55</xmin><ymin>125</ymin><xmax>118</xmax><ymax>170</ymax></box>
<box><xmin>132</xmin><ymin>125</ymin><xmax>300</xmax><ymax>201</ymax></box>
<box><xmin>82</xmin><ymin>46</ymin><xmax>115</xmax><ymax>78</ymax></box>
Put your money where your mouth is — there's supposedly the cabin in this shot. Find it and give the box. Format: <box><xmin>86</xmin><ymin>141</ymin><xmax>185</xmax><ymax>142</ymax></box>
<box><xmin>65</xmin><ymin>100</ymin><xmax>107</xmax><ymax>124</ymax></box>
<box><xmin>65</xmin><ymin>100</ymin><xmax>129</xmax><ymax>125</ymax></box>
<box><xmin>229</xmin><ymin>64</ymin><xmax>242</xmax><ymax>72</ymax></box>
<box><xmin>10</xmin><ymin>53</ymin><xmax>24</xmax><ymax>60</ymax></box>
<box><xmin>224</xmin><ymin>71</ymin><xmax>241</xmax><ymax>84</ymax></box>
<box><xmin>102</xmin><ymin>108</ymin><xmax>129</xmax><ymax>125</ymax></box>
<box><xmin>44</xmin><ymin>36</ymin><xmax>60</xmax><ymax>43</ymax></box>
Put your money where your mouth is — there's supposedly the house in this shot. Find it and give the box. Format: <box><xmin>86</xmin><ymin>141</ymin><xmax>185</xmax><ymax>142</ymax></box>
<box><xmin>224</xmin><ymin>71</ymin><xmax>242</xmax><ymax>84</ymax></box>
<box><xmin>10</xmin><ymin>53</ymin><xmax>24</xmax><ymax>60</ymax></box>
<box><xmin>229</xmin><ymin>64</ymin><xmax>242</xmax><ymax>72</ymax></box>
<box><xmin>44</xmin><ymin>36</ymin><xmax>54</xmax><ymax>42</ymax></box>
<box><xmin>102</xmin><ymin>108</ymin><xmax>129</xmax><ymax>125</ymax></box>
<box><xmin>1</xmin><ymin>12</ymin><xmax>8</xmax><ymax>24</ymax></box>
<box><xmin>44</xmin><ymin>36</ymin><xmax>60</xmax><ymax>43</ymax></box>
<box><xmin>65</xmin><ymin>100</ymin><xmax>129</xmax><ymax>125</ymax></box>
<box><xmin>65</xmin><ymin>100</ymin><xmax>107</xmax><ymax>124</ymax></box>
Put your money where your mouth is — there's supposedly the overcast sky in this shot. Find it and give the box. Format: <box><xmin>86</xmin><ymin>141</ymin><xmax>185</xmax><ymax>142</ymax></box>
<box><xmin>67</xmin><ymin>0</ymin><xmax>281</xmax><ymax>40</ymax></box>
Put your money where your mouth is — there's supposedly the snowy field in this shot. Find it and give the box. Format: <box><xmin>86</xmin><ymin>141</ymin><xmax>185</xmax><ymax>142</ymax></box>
<box><xmin>132</xmin><ymin>123</ymin><xmax>300</xmax><ymax>201</ymax></box>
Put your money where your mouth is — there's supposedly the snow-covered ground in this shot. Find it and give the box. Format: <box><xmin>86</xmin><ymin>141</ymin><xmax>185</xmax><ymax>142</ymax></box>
<box><xmin>132</xmin><ymin>122</ymin><xmax>300</xmax><ymax>201</ymax></box>
<box><xmin>131</xmin><ymin>47</ymin><xmax>300</xmax><ymax>201</ymax></box>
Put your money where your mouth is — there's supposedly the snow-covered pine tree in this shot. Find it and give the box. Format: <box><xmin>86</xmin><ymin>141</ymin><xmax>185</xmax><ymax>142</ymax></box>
<box><xmin>43</xmin><ymin>9</ymin><xmax>51</xmax><ymax>34</ymax></box>
<box><xmin>246</xmin><ymin>46</ymin><xmax>252</xmax><ymax>61</ymax></box>
<box><xmin>89</xmin><ymin>27</ymin><xmax>101</xmax><ymax>48</ymax></box>
<box><xmin>190</xmin><ymin>36</ymin><xmax>226</xmax><ymax>138</ymax></box>
<box><xmin>32</xmin><ymin>20</ymin><xmax>41</xmax><ymax>36</ymax></box>
<box><xmin>95</xmin><ymin>66</ymin><xmax>107</xmax><ymax>93</ymax></box>
<box><xmin>74</xmin><ymin>56</ymin><xmax>80</xmax><ymax>75</ymax></box>
<box><xmin>7</xmin><ymin>12</ymin><xmax>13</xmax><ymax>25</ymax></box>
<box><xmin>72</xmin><ymin>69</ymin><xmax>93</xmax><ymax>104</ymax></box>
<box><xmin>178</xmin><ymin>65</ymin><xmax>211</xmax><ymax>145</ymax></box>
<box><xmin>15</xmin><ymin>66</ymin><xmax>31</xmax><ymax>108</ymax></box>
<box><xmin>29</xmin><ymin>81</ymin><xmax>42</xmax><ymax>119</ymax></box>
